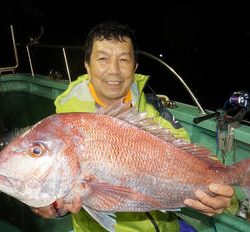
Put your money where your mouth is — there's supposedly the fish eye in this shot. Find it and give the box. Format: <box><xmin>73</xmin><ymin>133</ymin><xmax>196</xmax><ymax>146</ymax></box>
<box><xmin>29</xmin><ymin>142</ymin><xmax>45</xmax><ymax>158</ymax></box>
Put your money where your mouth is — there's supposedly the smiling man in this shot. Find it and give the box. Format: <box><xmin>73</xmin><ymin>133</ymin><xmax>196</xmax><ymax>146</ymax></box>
<box><xmin>86</xmin><ymin>38</ymin><xmax>137</xmax><ymax>106</ymax></box>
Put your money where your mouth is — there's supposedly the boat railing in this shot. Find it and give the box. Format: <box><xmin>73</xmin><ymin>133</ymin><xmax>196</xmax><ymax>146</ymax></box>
<box><xmin>0</xmin><ymin>25</ymin><xmax>19</xmax><ymax>74</ymax></box>
<box><xmin>1</xmin><ymin>25</ymin><xmax>208</xmax><ymax>115</ymax></box>
<box><xmin>22</xmin><ymin>43</ymin><xmax>83</xmax><ymax>83</ymax></box>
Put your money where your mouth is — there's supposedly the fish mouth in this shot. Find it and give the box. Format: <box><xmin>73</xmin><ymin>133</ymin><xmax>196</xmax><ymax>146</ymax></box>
<box><xmin>0</xmin><ymin>174</ymin><xmax>21</xmax><ymax>198</ymax></box>
<box><xmin>0</xmin><ymin>174</ymin><xmax>30</xmax><ymax>197</ymax></box>
<box><xmin>0</xmin><ymin>174</ymin><xmax>54</xmax><ymax>207</ymax></box>
<box><xmin>0</xmin><ymin>174</ymin><xmax>15</xmax><ymax>188</ymax></box>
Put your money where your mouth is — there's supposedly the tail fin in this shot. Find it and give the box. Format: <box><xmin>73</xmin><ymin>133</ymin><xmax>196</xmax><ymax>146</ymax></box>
<box><xmin>228</xmin><ymin>159</ymin><xmax>250</xmax><ymax>203</ymax></box>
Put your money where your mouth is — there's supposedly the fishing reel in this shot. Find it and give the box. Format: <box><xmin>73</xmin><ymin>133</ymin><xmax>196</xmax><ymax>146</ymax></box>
<box><xmin>216</xmin><ymin>91</ymin><xmax>250</xmax><ymax>163</ymax></box>
<box><xmin>222</xmin><ymin>91</ymin><xmax>250</xmax><ymax>122</ymax></box>
<box><xmin>228</xmin><ymin>91</ymin><xmax>250</xmax><ymax>109</ymax></box>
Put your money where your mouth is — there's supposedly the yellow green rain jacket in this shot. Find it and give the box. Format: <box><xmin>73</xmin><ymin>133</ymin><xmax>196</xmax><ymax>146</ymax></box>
<box><xmin>54</xmin><ymin>73</ymin><xmax>190</xmax><ymax>232</ymax></box>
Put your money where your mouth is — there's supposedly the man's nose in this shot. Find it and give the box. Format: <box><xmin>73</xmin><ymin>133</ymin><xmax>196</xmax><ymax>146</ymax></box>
<box><xmin>109</xmin><ymin>59</ymin><xmax>119</xmax><ymax>73</ymax></box>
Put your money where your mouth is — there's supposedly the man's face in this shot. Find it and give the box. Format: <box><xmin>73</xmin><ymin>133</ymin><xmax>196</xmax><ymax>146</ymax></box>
<box><xmin>85</xmin><ymin>37</ymin><xmax>138</xmax><ymax>106</ymax></box>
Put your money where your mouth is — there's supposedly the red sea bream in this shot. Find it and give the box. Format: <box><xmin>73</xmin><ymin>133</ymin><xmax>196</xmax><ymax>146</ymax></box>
<box><xmin>0</xmin><ymin>101</ymin><xmax>249</xmax><ymax>232</ymax></box>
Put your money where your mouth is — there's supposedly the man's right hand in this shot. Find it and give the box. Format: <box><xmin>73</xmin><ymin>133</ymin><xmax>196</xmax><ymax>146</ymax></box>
<box><xmin>31</xmin><ymin>196</ymin><xmax>83</xmax><ymax>218</ymax></box>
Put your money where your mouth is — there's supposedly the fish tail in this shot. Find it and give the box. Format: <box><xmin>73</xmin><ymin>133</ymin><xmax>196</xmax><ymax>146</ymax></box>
<box><xmin>228</xmin><ymin>159</ymin><xmax>250</xmax><ymax>201</ymax></box>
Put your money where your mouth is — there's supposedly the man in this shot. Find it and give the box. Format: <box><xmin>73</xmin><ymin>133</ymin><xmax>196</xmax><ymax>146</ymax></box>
<box><xmin>32</xmin><ymin>21</ymin><xmax>234</xmax><ymax>232</ymax></box>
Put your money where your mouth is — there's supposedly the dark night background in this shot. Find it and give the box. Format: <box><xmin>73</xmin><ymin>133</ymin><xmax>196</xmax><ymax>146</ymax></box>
<box><xmin>1</xmin><ymin>1</ymin><xmax>250</xmax><ymax>112</ymax></box>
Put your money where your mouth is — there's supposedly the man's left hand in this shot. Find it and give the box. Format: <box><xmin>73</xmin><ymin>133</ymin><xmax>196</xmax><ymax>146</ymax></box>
<box><xmin>184</xmin><ymin>183</ymin><xmax>234</xmax><ymax>216</ymax></box>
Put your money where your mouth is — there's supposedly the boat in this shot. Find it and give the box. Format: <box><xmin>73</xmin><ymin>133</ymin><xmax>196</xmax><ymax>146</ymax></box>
<box><xmin>0</xmin><ymin>25</ymin><xmax>250</xmax><ymax>232</ymax></box>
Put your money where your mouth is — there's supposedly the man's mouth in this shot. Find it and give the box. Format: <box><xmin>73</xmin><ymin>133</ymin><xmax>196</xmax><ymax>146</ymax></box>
<box><xmin>106</xmin><ymin>81</ymin><xmax>121</xmax><ymax>85</ymax></box>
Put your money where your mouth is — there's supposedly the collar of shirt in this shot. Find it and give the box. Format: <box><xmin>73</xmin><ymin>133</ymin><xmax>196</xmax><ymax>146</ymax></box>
<box><xmin>88</xmin><ymin>82</ymin><xmax>132</xmax><ymax>108</ymax></box>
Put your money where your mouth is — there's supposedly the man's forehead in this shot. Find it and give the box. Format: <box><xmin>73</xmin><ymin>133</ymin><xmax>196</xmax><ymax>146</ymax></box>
<box><xmin>92</xmin><ymin>38</ymin><xmax>133</xmax><ymax>53</ymax></box>
<box><xmin>94</xmin><ymin>35</ymin><xmax>131</xmax><ymax>42</ymax></box>
<box><xmin>93</xmin><ymin>37</ymin><xmax>132</xmax><ymax>46</ymax></box>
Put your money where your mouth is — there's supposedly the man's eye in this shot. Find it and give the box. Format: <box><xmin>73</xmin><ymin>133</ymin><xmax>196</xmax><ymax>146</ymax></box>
<box><xmin>98</xmin><ymin>57</ymin><xmax>107</xmax><ymax>61</ymax></box>
<box><xmin>119</xmin><ymin>57</ymin><xmax>131</xmax><ymax>63</ymax></box>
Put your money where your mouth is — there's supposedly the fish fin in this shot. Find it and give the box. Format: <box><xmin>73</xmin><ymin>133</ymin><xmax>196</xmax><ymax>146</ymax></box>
<box><xmin>84</xmin><ymin>179</ymin><xmax>161</xmax><ymax>209</ymax></box>
<box><xmin>242</xmin><ymin>187</ymin><xmax>250</xmax><ymax>207</ymax></box>
<box><xmin>97</xmin><ymin>98</ymin><xmax>131</xmax><ymax>117</ymax></box>
<box><xmin>97</xmin><ymin>100</ymin><xmax>226</xmax><ymax>169</ymax></box>
<box><xmin>228</xmin><ymin>160</ymin><xmax>250</xmax><ymax>202</ymax></box>
<box><xmin>238</xmin><ymin>186</ymin><xmax>250</xmax><ymax>213</ymax></box>
<box><xmin>173</xmin><ymin>140</ymin><xmax>227</xmax><ymax>169</ymax></box>
<box><xmin>97</xmin><ymin>99</ymin><xmax>177</xmax><ymax>143</ymax></box>
<box><xmin>160</xmin><ymin>208</ymin><xmax>181</xmax><ymax>213</ymax></box>
<box><xmin>83</xmin><ymin>206</ymin><xmax>116</xmax><ymax>232</ymax></box>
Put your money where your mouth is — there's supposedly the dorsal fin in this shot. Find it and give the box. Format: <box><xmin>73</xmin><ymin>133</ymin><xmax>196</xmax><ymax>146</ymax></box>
<box><xmin>97</xmin><ymin>100</ymin><xmax>226</xmax><ymax>169</ymax></box>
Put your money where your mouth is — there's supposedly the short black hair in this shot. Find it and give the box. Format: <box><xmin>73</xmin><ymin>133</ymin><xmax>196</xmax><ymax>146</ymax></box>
<box><xmin>84</xmin><ymin>21</ymin><xmax>138</xmax><ymax>64</ymax></box>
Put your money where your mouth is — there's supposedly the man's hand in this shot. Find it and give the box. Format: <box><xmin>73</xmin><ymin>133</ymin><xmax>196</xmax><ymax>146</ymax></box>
<box><xmin>184</xmin><ymin>183</ymin><xmax>234</xmax><ymax>216</ymax></box>
<box><xmin>31</xmin><ymin>196</ymin><xmax>83</xmax><ymax>218</ymax></box>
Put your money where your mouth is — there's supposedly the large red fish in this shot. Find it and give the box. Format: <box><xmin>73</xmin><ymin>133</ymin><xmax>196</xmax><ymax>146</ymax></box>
<box><xmin>0</xmin><ymin>101</ymin><xmax>249</xmax><ymax>232</ymax></box>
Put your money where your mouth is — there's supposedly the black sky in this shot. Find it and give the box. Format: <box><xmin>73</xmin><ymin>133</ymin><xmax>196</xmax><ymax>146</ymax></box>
<box><xmin>1</xmin><ymin>1</ymin><xmax>250</xmax><ymax>110</ymax></box>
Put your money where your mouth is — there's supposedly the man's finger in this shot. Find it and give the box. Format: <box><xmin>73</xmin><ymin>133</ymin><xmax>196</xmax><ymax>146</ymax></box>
<box><xmin>209</xmin><ymin>184</ymin><xmax>234</xmax><ymax>197</ymax></box>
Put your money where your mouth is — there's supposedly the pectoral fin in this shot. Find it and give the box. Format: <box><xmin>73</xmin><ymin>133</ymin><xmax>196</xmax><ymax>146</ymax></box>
<box><xmin>160</xmin><ymin>208</ymin><xmax>181</xmax><ymax>213</ymax></box>
<box><xmin>83</xmin><ymin>206</ymin><xmax>116</xmax><ymax>232</ymax></box>
<box><xmin>84</xmin><ymin>179</ymin><xmax>162</xmax><ymax>210</ymax></box>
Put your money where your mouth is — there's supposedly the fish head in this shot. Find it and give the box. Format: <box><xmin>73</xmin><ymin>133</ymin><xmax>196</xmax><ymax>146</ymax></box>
<box><xmin>0</xmin><ymin>114</ymin><xmax>77</xmax><ymax>207</ymax></box>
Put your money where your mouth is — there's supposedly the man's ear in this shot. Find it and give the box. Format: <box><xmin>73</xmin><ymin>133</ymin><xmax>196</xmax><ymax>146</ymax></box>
<box><xmin>85</xmin><ymin>62</ymin><xmax>92</xmax><ymax>80</ymax></box>
<box><xmin>84</xmin><ymin>61</ymin><xmax>90</xmax><ymax>73</ymax></box>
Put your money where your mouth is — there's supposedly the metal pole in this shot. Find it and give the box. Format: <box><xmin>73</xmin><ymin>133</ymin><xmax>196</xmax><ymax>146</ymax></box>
<box><xmin>139</xmin><ymin>51</ymin><xmax>206</xmax><ymax>115</ymax></box>
<box><xmin>0</xmin><ymin>25</ymin><xmax>19</xmax><ymax>73</ymax></box>
<box><xmin>26</xmin><ymin>46</ymin><xmax>34</xmax><ymax>76</ymax></box>
<box><xmin>62</xmin><ymin>47</ymin><xmax>71</xmax><ymax>83</ymax></box>
<box><xmin>10</xmin><ymin>25</ymin><xmax>19</xmax><ymax>69</ymax></box>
